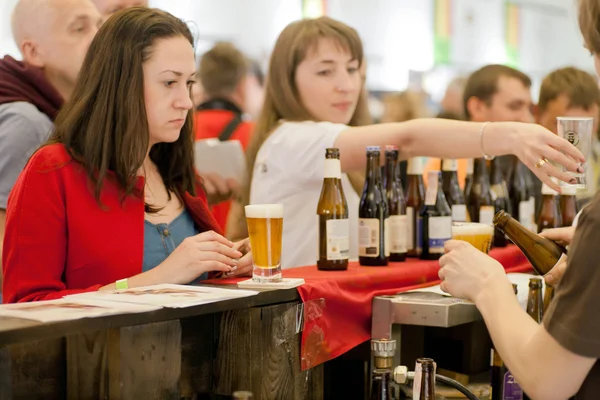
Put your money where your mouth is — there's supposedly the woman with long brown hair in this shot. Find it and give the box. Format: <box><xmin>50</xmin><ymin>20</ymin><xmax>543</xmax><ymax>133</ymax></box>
<box><xmin>236</xmin><ymin>16</ymin><xmax>582</xmax><ymax>270</ymax></box>
<box><xmin>438</xmin><ymin>1</ymin><xmax>600</xmax><ymax>398</ymax></box>
<box><xmin>2</xmin><ymin>8</ymin><xmax>252</xmax><ymax>303</ymax></box>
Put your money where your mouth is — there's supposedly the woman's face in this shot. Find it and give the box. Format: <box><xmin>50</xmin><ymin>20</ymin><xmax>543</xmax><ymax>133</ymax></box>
<box><xmin>143</xmin><ymin>35</ymin><xmax>195</xmax><ymax>147</ymax></box>
<box><xmin>294</xmin><ymin>38</ymin><xmax>361</xmax><ymax>124</ymax></box>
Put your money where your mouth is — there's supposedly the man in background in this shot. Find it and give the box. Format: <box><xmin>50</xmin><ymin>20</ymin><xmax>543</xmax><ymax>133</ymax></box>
<box><xmin>0</xmin><ymin>0</ymin><xmax>101</xmax><ymax>281</ymax></box>
<box><xmin>535</xmin><ymin>67</ymin><xmax>600</xmax><ymax>206</ymax></box>
<box><xmin>195</xmin><ymin>42</ymin><xmax>256</xmax><ymax>231</ymax></box>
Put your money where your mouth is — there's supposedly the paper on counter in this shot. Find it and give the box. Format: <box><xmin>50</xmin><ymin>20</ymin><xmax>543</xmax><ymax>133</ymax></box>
<box><xmin>64</xmin><ymin>284</ymin><xmax>258</xmax><ymax>308</ymax></box>
<box><xmin>0</xmin><ymin>298</ymin><xmax>160</xmax><ymax>323</ymax></box>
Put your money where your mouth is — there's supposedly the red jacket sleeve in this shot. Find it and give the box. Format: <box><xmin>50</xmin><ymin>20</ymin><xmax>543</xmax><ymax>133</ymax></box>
<box><xmin>2</xmin><ymin>149</ymin><xmax>101</xmax><ymax>303</ymax></box>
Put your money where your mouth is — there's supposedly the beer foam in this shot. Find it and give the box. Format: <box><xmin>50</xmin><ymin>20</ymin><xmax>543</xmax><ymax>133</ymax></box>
<box><xmin>452</xmin><ymin>222</ymin><xmax>494</xmax><ymax>236</ymax></box>
<box><xmin>245</xmin><ymin>204</ymin><xmax>283</xmax><ymax>218</ymax></box>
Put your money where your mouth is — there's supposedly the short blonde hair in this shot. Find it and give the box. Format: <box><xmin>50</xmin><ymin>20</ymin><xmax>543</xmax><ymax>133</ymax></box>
<box><xmin>199</xmin><ymin>42</ymin><xmax>248</xmax><ymax>98</ymax></box>
<box><xmin>381</xmin><ymin>91</ymin><xmax>429</xmax><ymax>123</ymax></box>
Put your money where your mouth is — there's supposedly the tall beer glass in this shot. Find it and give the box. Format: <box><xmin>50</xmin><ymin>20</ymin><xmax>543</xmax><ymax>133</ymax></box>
<box><xmin>245</xmin><ymin>204</ymin><xmax>283</xmax><ymax>282</ymax></box>
<box><xmin>558</xmin><ymin>117</ymin><xmax>593</xmax><ymax>189</ymax></box>
<box><xmin>451</xmin><ymin>222</ymin><xmax>494</xmax><ymax>254</ymax></box>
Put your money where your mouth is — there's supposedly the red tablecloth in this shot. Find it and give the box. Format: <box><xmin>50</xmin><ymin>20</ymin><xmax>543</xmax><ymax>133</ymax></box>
<box><xmin>207</xmin><ymin>245</ymin><xmax>532</xmax><ymax>370</ymax></box>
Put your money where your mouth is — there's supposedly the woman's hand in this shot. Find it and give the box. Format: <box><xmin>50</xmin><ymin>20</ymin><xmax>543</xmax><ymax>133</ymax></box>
<box><xmin>494</xmin><ymin>122</ymin><xmax>585</xmax><ymax>192</ymax></box>
<box><xmin>223</xmin><ymin>238</ymin><xmax>253</xmax><ymax>278</ymax></box>
<box><xmin>153</xmin><ymin>230</ymin><xmax>242</xmax><ymax>284</ymax></box>
<box><xmin>438</xmin><ymin>240</ymin><xmax>509</xmax><ymax>302</ymax></box>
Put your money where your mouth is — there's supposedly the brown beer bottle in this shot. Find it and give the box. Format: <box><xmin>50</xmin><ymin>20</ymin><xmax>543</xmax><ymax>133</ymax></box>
<box><xmin>417</xmin><ymin>358</ymin><xmax>436</xmax><ymax>400</ymax></box>
<box><xmin>406</xmin><ymin>157</ymin><xmax>425</xmax><ymax>257</ymax></box>
<box><xmin>537</xmin><ymin>183</ymin><xmax>562</xmax><ymax>233</ymax></box>
<box><xmin>491</xmin><ymin>284</ymin><xmax>524</xmax><ymax>400</ymax></box>
<box><xmin>490</xmin><ymin>157</ymin><xmax>512</xmax><ymax>247</ymax></box>
<box><xmin>494</xmin><ymin>210</ymin><xmax>566</xmax><ymax>276</ymax></box>
<box><xmin>464</xmin><ymin>158</ymin><xmax>474</xmax><ymax>201</ymax></box>
<box><xmin>508</xmin><ymin>158</ymin><xmax>535</xmax><ymax>232</ymax></box>
<box><xmin>370</xmin><ymin>369</ymin><xmax>392</xmax><ymax>400</ymax></box>
<box><xmin>420</xmin><ymin>171</ymin><xmax>452</xmax><ymax>260</ymax></box>
<box><xmin>543</xmin><ymin>285</ymin><xmax>555</xmax><ymax>315</ymax></box>
<box><xmin>559</xmin><ymin>186</ymin><xmax>578</xmax><ymax>227</ymax></box>
<box><xmin>526</xmin><ymin>277</ymin><xmax>544</xmax><ymax>323</ymax></box>
<box><xmin>359</xmin><ymin>146</ymin><xmax>388</xmax><ymax>266</ymax></box>
<box><xmin>317</xmin><ymin>148</ymin><xmax>350</xmax><ymax>270</ymax></box>
<box><xmin>384</xmin><ymin>146</ymin><xmax>407</xmax><ymax>262</ymax></box>
<box><xmin>467</xmin><ymin>158</ymin><xmax>494</xmax><ymax>226</ymax></box>
<box><xmin>442</xmin><ymin>159</ymin><xmax>469</xmax><ymax>222</ymax></box>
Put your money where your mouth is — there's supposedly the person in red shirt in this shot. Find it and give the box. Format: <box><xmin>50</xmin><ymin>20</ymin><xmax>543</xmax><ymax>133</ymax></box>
<box><xmin>2</xmin><ymin>8</ymin><xmax>253</xmax><ymax>304</ymax></box>
<box><xmin>194</xmin><ymin>42</ymin><xmax>257</xmax><ymax>230</ymax></box>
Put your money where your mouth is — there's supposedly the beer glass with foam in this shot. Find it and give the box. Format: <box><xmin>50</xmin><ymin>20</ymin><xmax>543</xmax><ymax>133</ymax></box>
<box><xmin>451</xmin><ymin>222</ymin><xmax>494</xmax><ymax>254</ymax></box>
<box><xmin>245</xmin><ymin>204</ymin><xmax>284</xmax><ymax>282</ymax></box>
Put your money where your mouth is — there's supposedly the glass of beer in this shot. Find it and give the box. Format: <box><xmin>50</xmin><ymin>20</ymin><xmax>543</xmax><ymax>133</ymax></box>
<box><xmin>451</xmin><ymin>222</ymin><xmax>494</xmax><ymax>254</ymax></box>
<box><xmin>557</xmin><ymin>117</ymin><xmax>593</xmax><ymax>189</ymax></box>
<box><xmin>245</xmin><ymin>204</ymin><xmax>284</xmax><ymax>282</ymax></box>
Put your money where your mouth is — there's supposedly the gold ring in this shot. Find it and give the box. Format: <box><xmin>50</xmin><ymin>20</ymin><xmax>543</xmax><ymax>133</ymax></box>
<box><xmin>535</xmin><ymin>157</ymin><xmax>548</xmax><ymax>168</ymax></box>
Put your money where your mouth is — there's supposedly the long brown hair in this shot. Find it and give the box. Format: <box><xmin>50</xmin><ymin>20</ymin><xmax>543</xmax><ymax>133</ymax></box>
<box><xmin>244</xmin><ymin>17</ymin><xmax>370</xmax><ymax>203</ymax></box>
<box><xmin>579</xmin><ymin>0</ymin><xmax>600</xmax><ymax>54</ymax></box>
<box><xmin>49</xmin><ymin>7</ymin><xmax>197</xmax><ymax>207</ymax></box>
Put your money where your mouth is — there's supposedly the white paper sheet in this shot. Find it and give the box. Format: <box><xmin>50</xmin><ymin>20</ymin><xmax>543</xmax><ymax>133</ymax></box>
<box><xmin>0</xmin><ymin>299</ymin><xmax>160</xmax><ymax>322</ymax></box>
<box><xmin>194</xmin><ymin>139</ymin><xmax>246</xmax><ymax>183</ymax></box>
<box><xmin>64</xmin><ymin>284</ymin><xmax>258</xmax><ymax>308</ymax></box>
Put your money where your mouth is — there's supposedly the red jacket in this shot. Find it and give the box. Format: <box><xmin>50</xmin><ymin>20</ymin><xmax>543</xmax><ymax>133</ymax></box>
<box><xmin>194</xmin><ymin>108</ymin><xmax>253</xmax><ymax>230</ymax></box>
<box><xmin>2</xmin><ymin>144</ymin><xmax>221</xmax><ymax>303</ymax></box>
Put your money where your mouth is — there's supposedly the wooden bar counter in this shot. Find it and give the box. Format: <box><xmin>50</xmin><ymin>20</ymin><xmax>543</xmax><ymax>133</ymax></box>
<box><xmin>0</xmin><ymin>287</ymin><xmax>323</xmax><ymax>400</ymax></box>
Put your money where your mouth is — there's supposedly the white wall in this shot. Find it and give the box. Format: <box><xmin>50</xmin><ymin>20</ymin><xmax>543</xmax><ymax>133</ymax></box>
<box><xmin>0</xmin><ymin>0</ymin><xmax>595</xmax><ymax>94</ymax></box>
<box><xmin>0</xmin><ymin>0</ymin><xmax>20</xmax><ymax>58</ymax></box>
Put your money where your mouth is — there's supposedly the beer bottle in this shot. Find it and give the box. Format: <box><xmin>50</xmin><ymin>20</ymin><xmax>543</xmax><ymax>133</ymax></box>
<box><xmin>384</xmin><ymin>146</ymin><xmax>407</xmax><ymax>262</ymax></box>
<box><xmin>559</xmin><ymin>186</ymin><xmax>578</xmax><ymax>227</ymax></box>
<box><xmin>494</xmin><ymin>210</ymin><xmax>567</xmax><ymax>276</ymax></box>
<box><xmin>508</xmin><ymin>159</ymin><xmax>534</xmax><ymax>231</ymax></box>
<box><xmin>526</xmin><ymin>277</ymin><xmax>544</xmax><ymax>323</ymax></box>
<box><xmin>232</xmin><ymin>391</ymin><xmax>254</xmax><ymax>400</ymax></box>
<box><xmin>490</xmin><ymin>157</ymin><xmax>512</xmax><ymax>247</ymax></box>
<box><xmin>523</xmin><ymin>170</ymin><xmax>539</xmax><ymax>233</ymax></box>
<box><xmin>370</xmin><ymin>369</ymin><xmax>392</xmax><ymax>400</ymax></box>
<box><xmin>420</xmin><ymin>171</ymin><xmax>452</xmax><ymax>260</ymax></box>
<box><xmin>359</xmin><ymin>146</ymin><xmax>388</xmax><ymax>266</ymax></box>
<box><xmin>406</xmin><ymin>157</ymin><xmax>425</xmax><ymax>257</ymax></box>
<box><xmin>467</xmin><ymin>158</ymin><xmax>494</xmax><ymax>226</ymax></box>
<box><xmin>416</xmin><ymin>358</ymin><xmax>436</xmax><ymax>400</ymax></box>
<box><xmin>491</xmin><ymin>284</ymin><xmax>524</xmax><ymax>400</ymax></box>
<box><xmin>317</xmin><ymin>148</ymin><xmax>350</xmax><ymax>271</ymax></box>
<box><xmin>442</xmin><ymin>159</ymin><xmax>469</xmax><ymax>222</ymax></box>
<box><xmin>464</xmin><ymin>158</ymin><xmax>474</xmax><ymax>200</ymax></box>
<box><xmin>537</xmin><ymin>183</ymin><xmax>562</xmax><ymax>234</ymax></box>
<box><xmin>543</xmin><ymin>285</ymin><xmax>555</xmax><ymax>316</ymax></box>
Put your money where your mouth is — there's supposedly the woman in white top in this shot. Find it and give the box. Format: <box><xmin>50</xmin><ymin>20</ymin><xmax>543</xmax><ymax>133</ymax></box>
<box><xmin>245</xmin><ymin>17</ymin><xmax>583</xmax><ymax>270</ymax></box>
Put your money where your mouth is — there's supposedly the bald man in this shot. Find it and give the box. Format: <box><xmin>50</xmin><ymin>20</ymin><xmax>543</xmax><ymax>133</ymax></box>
<box><xmin>90</xmin><ymin>0</ymin><xmax>147</xmax><ymax>19</ymax></box>
<box><xmin>0</xmin><ymin>0</ymin><xmax>101</xmax><ymax>283</ymax></box>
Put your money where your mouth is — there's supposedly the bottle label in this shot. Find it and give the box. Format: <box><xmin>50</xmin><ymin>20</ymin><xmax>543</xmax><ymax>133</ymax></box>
<box><xmin>359</xmin><ymin>218</ymin><xmax>380</xmax><ymax>257</ymax></box>
<box><xmin>491</xmin><ymin>183</ymin><xmax>506</xmax><ymax>198</ymax></box>
<box><xmin>479</xmin><ymin>206</ymin><xmax>494</xmax><ymax>226</ymax></box>
<box><xmin>442</xmin><ymin>159</ymin><xmax>458</xmax><ymax>171</ymax></box>
<box><xmin>323</xmin><ymin>159</ymin><xmax>341</xmax><ymax>179</ymax></box>
<box><xmin>384</xmin><ymin>218</ymin><xmax>390</xmax><ymax>257</ymax></box>
<box><xmin>416</xmin><ymin>217</ymin><xmax>423</xmax><ymax>254</ymax></box>
<box><xmin>407</xmin><ymin>157</ymin><xmax>424</xmax><ymax>175</ymax></box>
<box><xmin>428</xmin><ymin>216</ymin><xmax>452</xmax><ymax>253</ymax></box>
<box><xmin>502</xmin><ymin>371</ymin><xmax>524</xmax><ymax>399</ymax></box>
<box><xmin>325</xmin><ymin>219</ymin><xmax>350</xmax><ymax>260</ymax></box>
<box><xmin>519</xmin><ymin>201</ymin><xmax>530</xmax><ymax>230</ymax></box>
<box><xmin>406</xmin><ymin>207</ymin><xmax>414</xmax><ymax>250</ymax></box>
<box><xmin>425</xmin><ymin>175</ymin><xmax>438</xmax><ymax>206</ymax></box>
<box><xmin>466</xmin><ymin>158</ymin><xmax>474</xmax><ymax>174</ymax></box>
<box><xmin>451</xmin><ymin>204</ymin><xmax>467</xmax><ymax>222</ymax></box>
<box><xmin>388</xmin><ymin>215</ymin><xmax>407</xmax><ymax>253</ymax></box>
